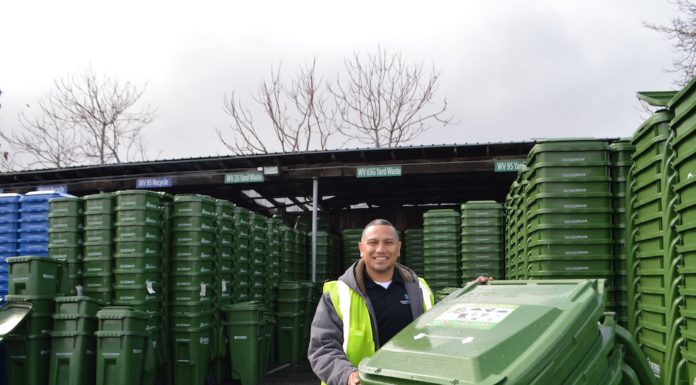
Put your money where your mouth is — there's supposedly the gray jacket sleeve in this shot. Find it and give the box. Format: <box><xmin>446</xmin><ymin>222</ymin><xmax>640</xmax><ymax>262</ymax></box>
<box><xmin>308</xmin><ymin>291</ymin><xmax>355</xmax><ymax>385</ymax></box>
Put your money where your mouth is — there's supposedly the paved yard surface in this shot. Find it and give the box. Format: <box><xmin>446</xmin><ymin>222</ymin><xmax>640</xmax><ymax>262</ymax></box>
<box><xmin>221</xmin><ymin>361</ymin><xmax>319</xmax><ymax>385</ymax></box>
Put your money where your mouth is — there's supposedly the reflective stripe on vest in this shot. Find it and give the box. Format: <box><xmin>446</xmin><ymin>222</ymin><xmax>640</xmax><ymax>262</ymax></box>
<box><xmin>418</xmin><ymin>277</ymin><xmax>434</xmax><ymax>311</ymax></box>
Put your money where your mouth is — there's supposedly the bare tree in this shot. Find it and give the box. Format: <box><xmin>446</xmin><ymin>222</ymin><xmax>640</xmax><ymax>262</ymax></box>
<box><xmin>0</xmin><ymin>104</ymin><xmax>81</xmax><ymax>169</ymax></box>
<box><xmin>1</xmin><ymin>68</ymin><xmax>156</xmax><ymax>169</ymax></box>
<box><xmin>645</xmin><ymin>0</ymin><xmax>696</xmax><ymax>86</ymax></box>
<box><xmin>218</xmin><ymin>60</ymin><xmax>337</xmax><ymax>155</ymax></box>
<box><xmin>62</xmin><ymin>68</ymin><xmax>155</xmax><ymax>164</ymax></box>
<box><xmin>329</xmin><ymin>46</ymin><xmax>453</xmax><ymax>148</ymax></box>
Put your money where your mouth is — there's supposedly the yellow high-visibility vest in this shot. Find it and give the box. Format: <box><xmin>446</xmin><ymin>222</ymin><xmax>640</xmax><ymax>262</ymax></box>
<box><xmin>322</xmin><ymin>277</ymin><xmax>434</xmax><ymax>373</ymax></box>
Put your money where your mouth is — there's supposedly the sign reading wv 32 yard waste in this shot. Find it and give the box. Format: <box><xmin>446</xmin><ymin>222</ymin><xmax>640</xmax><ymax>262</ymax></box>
<box><xmin>224</xmin><ymin>171</ymin><xmax>265</xmax><ymax>184</ymax></box>
<box><xmin>494</xmin><ymin>160</ymin><xmax>526</xmax><ymax>172</ymax></box>
<box><xmin>356</xmin><ymin>165</ymin><xmax>402</xmax><ymax>178</ymax></box>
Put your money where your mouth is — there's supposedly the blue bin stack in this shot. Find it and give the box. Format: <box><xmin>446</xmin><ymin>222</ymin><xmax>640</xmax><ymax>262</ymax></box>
<box><xmin>0</xmin><ymin>193</ymin><xmax>22</xmax><ymax>297</ymax></box>
<box><xmin>18</xmin><ymin>191</ymin><xmax>69</xmax><ymax>257</ymax></box>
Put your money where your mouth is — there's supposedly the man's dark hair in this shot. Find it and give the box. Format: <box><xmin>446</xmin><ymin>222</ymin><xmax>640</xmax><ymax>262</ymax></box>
<box><xmin>362</xmin><ymin>218</ymin><xmax>399</xmax><ymax>241</ymax></box>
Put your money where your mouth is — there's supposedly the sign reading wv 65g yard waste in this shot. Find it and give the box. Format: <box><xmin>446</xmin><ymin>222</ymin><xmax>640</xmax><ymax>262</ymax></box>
<box><xmin>356</xmin><ymin>165</ymin><xmax>402</xmax><ymax>178</ymax></box>
<box><xmin>224</xmin><ymin>171</ymin><xmax>265</xmax><ymax>184</ymax></box>
<box><xmin>494</xmin><ymin>160</ymin><xmax>526</xmax><ymax>172</ymax></box>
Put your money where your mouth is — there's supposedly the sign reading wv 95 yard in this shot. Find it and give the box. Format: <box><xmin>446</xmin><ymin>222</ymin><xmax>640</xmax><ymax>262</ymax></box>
<box><xmin>225</xmin><ymin>171</ymin><xmax>265</xmax><ymax>184</ymax></box>
<box><xmin>494</xmin><ymin>160</ymin><xmax>526</xmax><ymax>172</ymax></box>
<box><xmin>356</xmin><ymin>165</ymin><xmax>402</xmax><ymax>178</ymax></box>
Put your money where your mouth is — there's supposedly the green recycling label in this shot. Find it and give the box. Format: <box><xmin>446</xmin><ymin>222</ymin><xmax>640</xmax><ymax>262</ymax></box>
<box><xmin>431</xmin><ymin>303</ymin><xmax>518</xmax><ymax>330</ymax></box>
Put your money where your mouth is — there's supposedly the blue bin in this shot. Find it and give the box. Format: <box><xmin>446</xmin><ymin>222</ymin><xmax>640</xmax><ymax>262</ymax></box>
<box><xmin>0</xmin><ymin>212</ymin><xmax>20</xmax><ymax>223</ymax></box>
<box><xmin>18</xmin><ymin>241</ymin><xmax>49</xmax><ymax>254</ymax></box>
<box><xmin>18</xmin><ymin>220</ymin><xmax>49</xmax><ymax>233</ymax></box>
<box><xmin>21</xmin><ymin>192</ymin><xmax>70</xmax><ymax>212</ymax></box>
<box><xmin>22</xmin><ymin>191</ymin><xmax>68</xmax><ymax>201</ymax></box>
<box><xmin>0</xmin><ymin>242</ymin><xmax>17</xmax><ymax>253</ymax></box>
<box><xmin>0</xmin><ymin>264</ymin><xmax>7</xmax><ymax>274</ymax></box>
<box><xmin>18</xmin><ymin>210</ymin><xmax>49</xmax><ymax>222</ymax></box>
<box><xmin>0</xmin><ymin>193</ymin><xmax>22</xmax><ymax>214</ymax></box>
<box><xmin>18</xmin><ymin>234</ymin><xmax>49</xmax><ymax>243</ymax></box>
<box><xmin>0</xmin><ymin>233</ymin><xmax>17</xmax><ymax>243</ymax></box>
<box><xmin>0</xmin><ymin>222</ymin><xmax>18</xmax><ymax>233</ymax></box>
<box><xmin>0</xmin><ymin>280</ymin><xmax>7</xmax><ymax>293</ymax></box>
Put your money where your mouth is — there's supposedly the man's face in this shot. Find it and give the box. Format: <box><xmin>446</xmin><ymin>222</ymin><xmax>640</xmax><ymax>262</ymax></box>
<box><xmin>358</xmin><ymin>224</ymin><xmax>401</xmax><ymax>276</ymax></box>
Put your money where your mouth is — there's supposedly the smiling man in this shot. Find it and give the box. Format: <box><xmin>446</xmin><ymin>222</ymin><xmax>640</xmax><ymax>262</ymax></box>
<box><xmin>308</xmin><ymin>219</ymin><xmax>435</xmax><ymax>385</ymax></box>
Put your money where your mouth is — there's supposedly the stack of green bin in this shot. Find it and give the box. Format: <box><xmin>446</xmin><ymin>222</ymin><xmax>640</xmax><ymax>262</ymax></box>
<box><xmin>314</xmin><ymin>231</ymin><xmax>337</xmax><ymax>281</ymax></box>
<box><xmin>233</xmin><ymin>206</ymin><xmax>251</xmax><ymax>303</ymax></box>
<box><xmin>211</xmin><ymin>199</ymin><xmax>234</xmax><ymax>385</ymax></box>
<box><xmin>514</xmin><ymin>167</ymin><xmax>531</xmax><ymax>279</ymax></box>
<box><xmin>294</xmin><ymin>230</ymin><xmax>308</xmax><ymax>280</ymax></box>
<box><xmin>275</xmin><ymin>281</ymin><xmax>306</xmax><ymax>366</ymax></box>
<box><xmin>215</xmin><ymin>199</ymin><xmax>234</xmax><ymax>307</ymax></box>
<box><xmin>222</xmin><ymin>301</ymin><xmax>268</xmax><ymax>385</ymax></box>
<box><xmin>609</xmin><ymin>139</ymin><xmax>635</xmax><ymax>329</ymax></box>
<box><xmin>171</xmin><ymin>194</ymin><xmax>216</xmax><ymax>385</ymax></box>
<box><xmin>504</xmin><ymin>181</ymin><xmax>522</xmax><ymax>279</ymax></box>
<box><xmin>95</xmin><ymin>306</ymin><xmax>150</xmax><ymax>385</ymax></box>
<box><xmin>423</xmin><ymin>209</ymin><xmax>461</xmax><ymax>291</ymax></box>
<box><xmin>82</xmin><ymin>193</ymin><xmax>115</xmax><ymax>304</ymax></box>
<box><xmin>460</xmin><ymin>201</ymin><xmax>504</xmax><ymax>282</ymax></box>
<box><xmin>48</xmin><ymin>296</ymin><xmax>102</xmax><ymax>385</ymax></box>
<box><xmin>402</xmin><ymin>229</ymin><xmax>424</xmax><ymax>276</ymax></box>
<box><xmin>667</xmin><ymin>82</ymin><xmax>696</xmax><ymax>384</ymax></box>
<box><xmin>265</xmin><ymin>217</ymin><xmax>283</xmax><ymax>311</ymax></box>
<box><xmin>5</xmin><ymin>256</ymin><xmax>61</xmax><ymax>385</ymax></box>
<box><xmin>48</xmin><ymin>197</ymin><xmax>83</xmax><ymax>296</ymax></box>
<box><xmin>280</xmin><ymin>225</ymin><xmax>295</xmax><ymax>280</ymax></box>
<box><xmin>113</xmin><ymin>191</ymin><xmax>165</xmax><ymax>320</ymax></box>
<box><xmin>358</xmin><ymin>279</ymin><xmax>657</xmax><ymax>385</ymax></box>
<box><xmin>249</xmin><ymin>212</ymin><xmax>267</xmax><ymax>303</ymax></box>
<box><xmin>523</xmin><ymin>139</ymin><xmax>613</xmax><ymax>291</ymax></box>
<box><xmin>341</xmin><ymin>229</ymin><xmax>362</xmax><ymax>270</ymax></box>
<box><xmin>628</xmin><ymin>105</ymin><xmax>680</xmax><ymax>383</ymax></box>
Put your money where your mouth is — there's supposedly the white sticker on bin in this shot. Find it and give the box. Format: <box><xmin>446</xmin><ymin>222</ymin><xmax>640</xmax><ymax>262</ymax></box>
<box><xmin>146</xmin><ymin>281</ymin><xmax>156</xmax><ymax>294</ymax></box>
<box><xmin>221</xmin><ymin>280</ymin><xmax>227</xmax><ymax>293</ymax></box>
<box><xmin>431</xmin><ymin>303</ymin><xmax>518</xmax><ymax>330</ymax></box>
<box><xmin>76</xmin><ymin>285</ymin><xmax>84</xmax><ymax>296</ymax></box>
<box><xmin>200</xmin><ymin>283</ymin><xmax>207</xmax><ymax>297</ymax></box>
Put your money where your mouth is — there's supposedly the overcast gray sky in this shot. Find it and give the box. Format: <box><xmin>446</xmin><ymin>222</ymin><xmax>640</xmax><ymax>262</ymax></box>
<box><xmin>0</xmin><ymin>0</ymin><xmax>682</xmax><ymax>163</ymax></box>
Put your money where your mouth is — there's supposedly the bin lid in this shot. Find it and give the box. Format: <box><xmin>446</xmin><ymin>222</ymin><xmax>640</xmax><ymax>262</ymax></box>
<box><xmin>221</xmin><ymin>300</ymin><xmax>266</xmax><ymax>312</ymax></box>
<box><xmin>636</xmin><ymin>91</ymin><xmax>678</xmax><ymax>107</ymax></box>
<box><xmin>0</xmin><ymin>301</ymin><xmax>33</xmax><ymax>341</ymax></box>
<box><xmin>97</xmin><ymin>306</ymin><xmax>149</xmax><ymax>320</ymax></box>
<box><xmin>358</xmin><ymin>279</ymin><xmax>605</xmax><ymax>385</ymax></box>
<box><xmin>173</xmin><ymin>194</ymin><xmax>216</xmax><ymax>204</ymax></box>
<box><xmin>82</xmin><ymin>192</ymin><xmax>114</xmax><ymax>200</ymax></box>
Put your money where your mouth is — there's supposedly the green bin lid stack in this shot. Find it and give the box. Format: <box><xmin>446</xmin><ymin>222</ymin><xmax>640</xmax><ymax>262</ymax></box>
<box><xmin>342</xmin><ymin>229</ymin><xmax>362</xmax><ymax>270</ymax></box>
<box><xmin>423</xmin><ymin>209</ymin><xmax>460</xmax><ymax>291</ymax></box>
<box><xmin>608</xmin><ymin>139</ymin><xmax>635</xmax><ymax>330</ymax></box>
<box><xmin>460</xmin><ymin>201</ymin><xmax>504</xmax><ymax>282</ymax></box>
<box><xmin>665</xmin><ymin>83</ymin><xmax>696</xmax><ymax>385</ymax></box>
<box><xmin>626</xmin><ymin>107</ymin><xmax>680</xmax><ymax>382</ymax></box>
<box><xmin>358</xmin><ymin>279</ymin><xmax>656</xmax><ymax>385</ymax></box>
<box><xmin>403</xmin><ymin>229</ymin><xmax>424</xmax><ymax>276</ymax></box>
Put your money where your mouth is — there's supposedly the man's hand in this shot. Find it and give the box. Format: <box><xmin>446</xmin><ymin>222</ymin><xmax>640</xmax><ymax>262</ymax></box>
<box><xmin>470</xmin><ymin>276</ymin><xmax>494</xmax><ymax>284</ymax></box>
<box><xmin>348</xmin><ymin>370</ymin><xmax>361</xmax><ymax>385</ymax></box>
